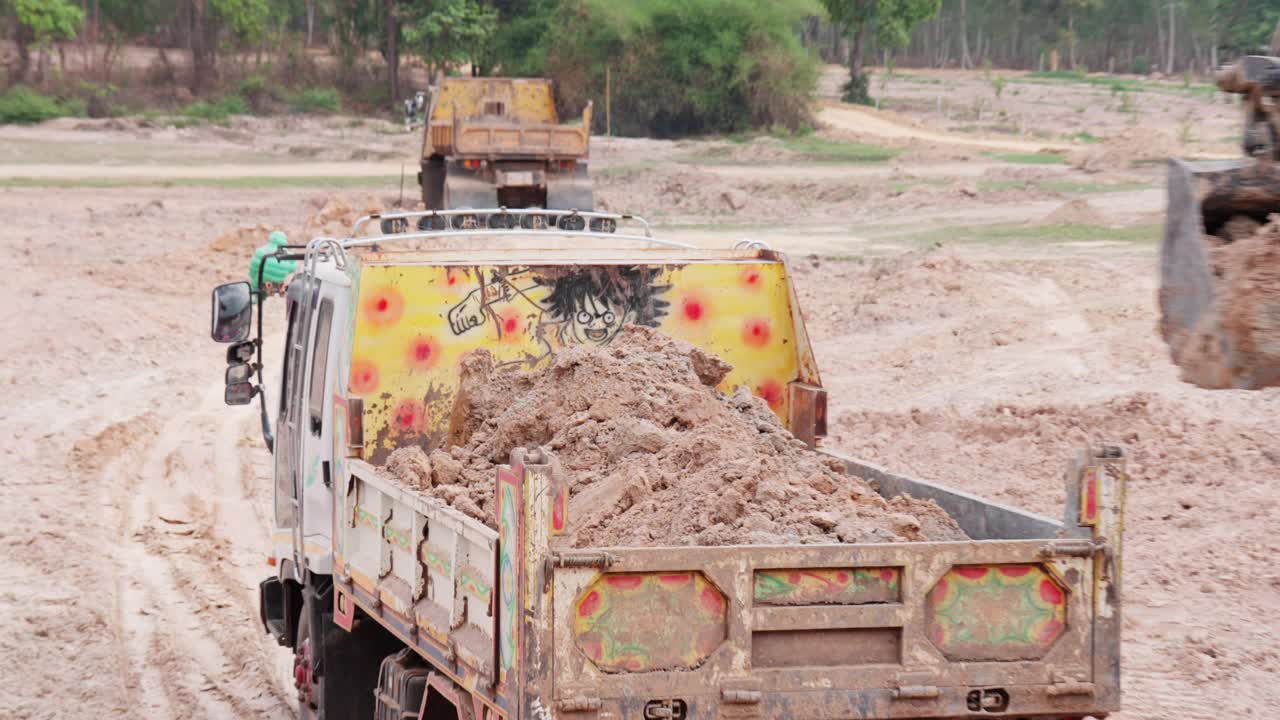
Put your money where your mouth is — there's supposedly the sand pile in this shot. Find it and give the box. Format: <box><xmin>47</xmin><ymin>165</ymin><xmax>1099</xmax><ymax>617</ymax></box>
<box><xmin>1044</xmin><ymin>198</ymin><xmax>1107</xmax><ymax>225</ymax></box>
<box><xmin>303</xmin><ymin>194</ymin><xmax>385</xmax><ymax>239</ymax></box>
<box><xmin>384</xmin><ymin>326</ymin><xmax>967</xmax><ymax>547</ymax></box>
<box><xmin>207</xmin><ymin>224</ymin><xmax>273</xmax><ymax>253</ymax></box>
<box><xmin>1070</xmin><ymin>127</ymin><xmax>1177</xmax><ymax>173</ymax></box>
<box><xmin>1167</xmin><ymin>214</ymin><xmax>1280</xmax><ymax>388</ymax></box>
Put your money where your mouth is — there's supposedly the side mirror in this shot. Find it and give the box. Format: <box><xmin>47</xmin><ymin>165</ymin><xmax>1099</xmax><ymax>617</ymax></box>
<box><xmin>211</xmin><ymin>282</ymin><xmax>253</xmax><ymax>343</ymax></box>
<box><xmin>226</xmin><ymin>363</ymin><xmax>253</xmax><ymax>385</ymax></box>
<box><xmin>226</xmin><ymin>340</ymin><xmax>255</xmax><ymax>365</ymax></box>
<box><xmin>225</xmin><ymin>382</ymin><xmax>257</xmax><ymax>406</ymax></box>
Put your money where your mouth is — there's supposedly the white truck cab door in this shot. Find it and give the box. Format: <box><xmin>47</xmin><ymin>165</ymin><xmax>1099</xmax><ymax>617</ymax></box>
<box><xmin>296</xmin><ymin>277</ymin><xmax>348</xmax><ymax>576</ymax></box>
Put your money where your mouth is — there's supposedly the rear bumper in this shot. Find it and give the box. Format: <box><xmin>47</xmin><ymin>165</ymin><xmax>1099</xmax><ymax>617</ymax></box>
<box><xmin>563</xmin><ymin>687</ymin><xmax>1114</xmax><ymax>720</ymax></box>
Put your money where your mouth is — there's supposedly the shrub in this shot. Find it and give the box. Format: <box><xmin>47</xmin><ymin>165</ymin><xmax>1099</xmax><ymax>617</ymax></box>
<box><xmin>1132</xmin><ymin>55</ymin><xmax>1151</xmax><ymax>75</ymax></box>
<box><xmin>238</xmin><ymin>74</ymin><xmax>279</xmax><ymax>113</ymax></box>
<box><xmin>289</xmin><ymin>87</ymin><xmax>342</xmax><ymax>114</ymax></box>
<box><xmin>842</xmin><ymin>72</ymin><xmax>872</xmax><ymax>105</ymax></box>
<box><xmin>0</xmin><ymin>86</ymin><xmax>81</xmax><ymax>124</ymax></box>
<box><xmin>182</xmin><ymin>95</ymin><xmax>250</xmax><ymax>123</ymax></box>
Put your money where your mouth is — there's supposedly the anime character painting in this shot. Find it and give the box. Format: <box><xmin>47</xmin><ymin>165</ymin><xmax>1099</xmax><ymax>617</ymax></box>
<box><xmin>446</xmin><ymin>265</ymin><xmax>671</xmax><ymax>363</ymax></box>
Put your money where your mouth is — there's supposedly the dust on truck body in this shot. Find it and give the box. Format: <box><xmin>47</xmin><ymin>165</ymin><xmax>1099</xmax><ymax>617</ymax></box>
<box><xmin>210</xmin><ymin>208</ymin><xmax>1124</xmax><ymax>720</ymax></box>
<box><xmin>421</xmin><ymin>78</ymin><xmax>593</xmax><ymax>212</ymax></box>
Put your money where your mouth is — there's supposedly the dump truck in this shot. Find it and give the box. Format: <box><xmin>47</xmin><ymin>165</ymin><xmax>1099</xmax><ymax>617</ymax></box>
<box><xmin>1160</xmin><ymin>54</ymin><xmax>1280</xmax><ymax>389</ymax></box>
<box><xmin>418</xmin><ymin>78</ymin><xmax>593</xmax><ymax>216</ymax></box>
<box><xmin>211</xmin><ymin>208</ymin><xmax>1125</xmax><ymax>720</ymax></box>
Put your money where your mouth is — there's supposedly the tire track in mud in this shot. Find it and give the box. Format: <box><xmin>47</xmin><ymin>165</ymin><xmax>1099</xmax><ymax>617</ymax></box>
<box><xmin>102</xmin><ymin>385</ymin><xmax>293</xmax><ymax>719</ymax></box>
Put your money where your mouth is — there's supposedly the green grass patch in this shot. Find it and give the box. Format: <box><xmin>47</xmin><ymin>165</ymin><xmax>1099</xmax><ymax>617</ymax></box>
<box><xmin>984</xmin><ymin>151</ymin><xmax>1067</xmax><ymax>165</ymax></box>
<box><xmin>290</xmin><ymin>87</ymin><xmax>342</xmax><ymax>114</ymax></box>
<box><xmin>0</xmin><ymin>175</ymin><xmax>404</xmax><ymax>190</ymax></box>
<box><xmin>1015</xmin><ymin>71</ymin><xmax>1215</xmax><ymax>98</ymax></box>
<box><xmin>595</xmin><ymin>161</ymin><xmax>660</xmax><ymax>177</ymax></box>
<box><xmin>912</xmin><ymin>222</ymin><xmax>1159</xmax><ymax>245</ymax></box>
<box><xmin>0</xmin><ymin>86</ymin><xmax>85</xmax><ymax>124</ymax></box>
<box><xmin>781</xmin><ymin>134</ymin><xmax>898</xmax><ymax>162</ymax></box>
<box><xmin>685</xmin><ymin>132</ymin><xmax>898</xmax><ymax>164</ymax></box>
<box><xmin>1063</xmin><ymin>131</ymin><xmax>1101</xmax><ymax>144</ymax></box>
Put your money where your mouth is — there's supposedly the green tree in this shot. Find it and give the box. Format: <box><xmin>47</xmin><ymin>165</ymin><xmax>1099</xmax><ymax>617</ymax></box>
<box><xmin>823</xmin><ymin>0</ymin><xmax>940</xmax><ymax>104</ymax></box>
<box><xmin>3</xmin><ymin>0</ymin><xmax>83</xmax><ymax>85</ymax></box>
<box><xmin>403</xmin><ymin>0</ymin><xmax>498</xmax><ymax>81</ymax></box>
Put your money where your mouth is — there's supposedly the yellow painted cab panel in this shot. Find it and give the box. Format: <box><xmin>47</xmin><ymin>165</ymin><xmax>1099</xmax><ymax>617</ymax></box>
<box><xmin>348</xmin><ymin>258</ymin><xmax>812</xmax><ymax>462</ymax></box>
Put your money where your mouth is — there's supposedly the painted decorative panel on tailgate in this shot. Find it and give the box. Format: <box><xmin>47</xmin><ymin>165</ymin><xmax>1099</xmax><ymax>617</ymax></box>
<box><xmin>349</xmin><ymin>262</ymin><xmax>803</xmax><ymax>462</ymax></box>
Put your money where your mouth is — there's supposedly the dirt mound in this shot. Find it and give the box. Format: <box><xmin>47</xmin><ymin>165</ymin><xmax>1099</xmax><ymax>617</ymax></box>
<box><xmin>302</xmin><ymin>194</ymin><xmax>385</xmax><ymax>239</ymax></box>
<box><xmin>1044</xmin><ymin>198</ymin><xmax>1107</xmax><ymax>225</ymax></box>
<box><xmin>1070</xmin><ymin>128</ymin><xmax>1178</xmax><ymax>173</ymax></box>
<box><xmin>1169</xmin><ymin>215</ymin><xmax>1280</xmax><ymax>388</ymax></box>
<box><xmin>208</xmin><ymin>223</ymin><xmax>273</xmax><ymax>253</ymax></box>
<box><xmin>386</xmin><ymin>326</ymin><xmax>967</xmax><ymax>547</ymax></box>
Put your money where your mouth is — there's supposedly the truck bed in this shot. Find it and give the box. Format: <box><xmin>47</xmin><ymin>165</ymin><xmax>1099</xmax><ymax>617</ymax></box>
<box><xmin>333</xmin><ymin>446</ymin><xmax>1123</xmax><ymax>720</ymax></box>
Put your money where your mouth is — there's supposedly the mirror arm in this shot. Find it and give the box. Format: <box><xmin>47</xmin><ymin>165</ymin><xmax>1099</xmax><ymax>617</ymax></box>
<box><xmin>254</xmin><ymin>257</ymin><xmax>273</xmax><ymax>453</ymax></box>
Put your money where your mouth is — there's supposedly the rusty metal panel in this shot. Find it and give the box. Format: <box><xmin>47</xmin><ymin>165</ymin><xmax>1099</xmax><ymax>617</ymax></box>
<box><xmin>752</xmin><ymin>628</ymin><xmax>901</xmax><ymax>668</ymax></box>
<box><xmin>549</xmin><ymin>539</ymin><xmax>1104</xmax><ymax>718</ymax></box>
<box><xmin>785</xmin><ymin>382</ymin><xmax>827</xmax><ymax>448</ymax></box>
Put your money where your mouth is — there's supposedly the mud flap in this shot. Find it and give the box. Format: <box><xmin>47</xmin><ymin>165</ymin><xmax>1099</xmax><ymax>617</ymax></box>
<box><xmin>546</xmin><ymin>162</ymin><xmax>594</xmax><ymax>211</ymax></box>
<box><xmin>443</xmin><ymin>159</ymin><xmax>498</xmax><ymax>210</ymax></box>
<box><xmin>421</xmin><ymin>156</ymin><xmax>446</xmax><ymax>210</ymax></box>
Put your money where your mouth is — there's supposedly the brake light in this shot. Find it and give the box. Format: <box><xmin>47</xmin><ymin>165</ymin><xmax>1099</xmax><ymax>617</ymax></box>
<box><xmin>463</xmin><ymin>159</ymin><xmax>481</xmax><ymax>170</ymax></box>
<box><xmin>558</xmin><ymin>160</ymin><xmax>575</xmax><ymax>170</ymax></box>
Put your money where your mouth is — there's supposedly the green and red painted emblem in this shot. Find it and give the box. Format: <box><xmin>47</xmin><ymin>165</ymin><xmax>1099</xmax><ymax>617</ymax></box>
<box><xmin>573</xmin><ymin>572</ymin><xmax>727</xmax><ymax>673</ymax></box>
<box><xmin>925</xmin><ymin>564</ymin><xmax>1067</xmax><ymax>662</ymax></box>
<box><xmin>753</xmin><ymin>567</ymin><xmax>900</xmax><ymax>605</ymax></box>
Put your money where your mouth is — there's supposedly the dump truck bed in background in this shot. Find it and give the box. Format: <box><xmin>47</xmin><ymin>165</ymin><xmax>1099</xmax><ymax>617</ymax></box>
<box><xmin>335</xmin><ymin>445</ymin><xmax>1124</xmax><ymax>720</ymax></box>
<box><xmin>424</xmin><ymin>77</ymin><xmax>590</xmax><ymax>160</ymax></box>
<box><xmin>419</xmin><ymin>78</ymin><xmax>593</xmax><ymax>210</ymax></box>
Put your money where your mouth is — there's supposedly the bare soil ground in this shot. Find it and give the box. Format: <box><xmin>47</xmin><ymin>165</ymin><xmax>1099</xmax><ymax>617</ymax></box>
<box><xmin>2</xmin><ymin>69</ymin><xmax>1277</xmax><ymax>719</ymax></box>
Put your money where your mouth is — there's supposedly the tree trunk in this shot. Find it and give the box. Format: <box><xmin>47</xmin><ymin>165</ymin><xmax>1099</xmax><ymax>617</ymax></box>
<box><xmin>189</xmin><ymin>0</ymin><xmax>216</xmax><ymax>96</ymax></box>
<box><xmin>385</xmin><ymin>0</ymin><xmax>399</xmax><ymax>105</ymax></box>
<box><xmin>1166</xmin><ymin>1</ymin><xmax>1175</xmax><ymax>75</ymax></box>
<box><xmin>1068</xmin><ymin>12</ymin><xmax>1076</xmax><ymax>69</ymax></box>
<box><xmin>1152</xmin><ymin>0</ymin><xmax>1164</xmax><ymax>75</ymax></box>
<box><xmin>960</xmin><ymin>0</ymin><xmax>971</xmax><ymax>69</ymax></box>
<box><xmin>850</xmin><ymin>22</ymin><xmax>868</xmax><ymax>82</ymax></box>
<box><xmin>306</xmin><ymin>0</ymin><xmax>316</xmax><ymax>47</ymax></box>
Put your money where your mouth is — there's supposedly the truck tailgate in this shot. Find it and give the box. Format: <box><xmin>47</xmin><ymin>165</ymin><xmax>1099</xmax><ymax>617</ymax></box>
<box><xmin>550</xmin><ymin>540</ymin><xmax>1108</xmax><ymax>719</ymax></box>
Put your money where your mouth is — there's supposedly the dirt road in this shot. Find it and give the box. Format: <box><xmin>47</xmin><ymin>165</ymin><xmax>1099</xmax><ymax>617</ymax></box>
<box><xmin>3</xmin><ymin>72</ymin><xmax>1277</xmax><ymax>718</ymax></box>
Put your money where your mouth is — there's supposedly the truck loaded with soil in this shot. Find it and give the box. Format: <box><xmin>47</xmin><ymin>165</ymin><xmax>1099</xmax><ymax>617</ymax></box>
<box><xmin>213</xmin><ymin>208</ymin><xmax>1125</xmax><ymax>720</ymax></box>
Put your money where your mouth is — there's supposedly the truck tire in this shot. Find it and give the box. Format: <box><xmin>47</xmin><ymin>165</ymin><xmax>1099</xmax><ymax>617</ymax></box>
<box><xmin>422</xmin><ymin>156</ymin><xmax>446</xmax><ymax>210</ymax></box>
<box><xmin>294</xmin><ymin>581</ymin><xmax>401</xmax><ymax>720</ymax></box>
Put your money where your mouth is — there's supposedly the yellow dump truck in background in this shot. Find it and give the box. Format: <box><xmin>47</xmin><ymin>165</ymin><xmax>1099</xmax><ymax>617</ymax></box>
<box><xmin>210</xmin><ymin>208</ymin><xmax>1125</xmax><ymax>720</ymax></box>
<box><xmin>419</xmin><ymin>78</ymin><xmax>593</xmax><ymax>215</ymax></box>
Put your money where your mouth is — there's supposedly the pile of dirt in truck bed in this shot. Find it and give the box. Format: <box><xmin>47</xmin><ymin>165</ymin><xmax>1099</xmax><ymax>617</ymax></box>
<box><xmin>1164</xmin><ymin>214</ymin><xmax>1280</xmax><ymax>388</ymax></box>
<box><xmin>384</xmin><ymin>326</ymin><xmax>967</xmax><ymax>547</ymax></box>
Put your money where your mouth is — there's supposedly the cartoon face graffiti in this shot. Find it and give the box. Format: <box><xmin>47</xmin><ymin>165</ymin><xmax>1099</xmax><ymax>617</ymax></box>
<box><xmin>569</xmin><ymin>293</ymin><xmax>625</xmax><ymax>344</ymax></box>
<box><xmin>545</xmin><ymin>267</ymin><xmax>670</xmax><ymax>347</ymax></box>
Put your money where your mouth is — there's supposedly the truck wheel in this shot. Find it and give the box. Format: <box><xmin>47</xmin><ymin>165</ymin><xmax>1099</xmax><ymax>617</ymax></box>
<box><xmin>294</xmin><ymin>583</ymin><xmax>401</xmax><ymax>720</ymax></box>
<box><xmin>294</xmin><ymin>609</ymin><xmax>323</xmax><ymax>719</ymax></box>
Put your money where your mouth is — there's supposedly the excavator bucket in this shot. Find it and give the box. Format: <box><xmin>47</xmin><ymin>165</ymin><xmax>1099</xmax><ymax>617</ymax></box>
<box><xmin>1160</xmin><ymin>158</ymin><xmax>1280</xmax><ymax>389</ymax></box>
